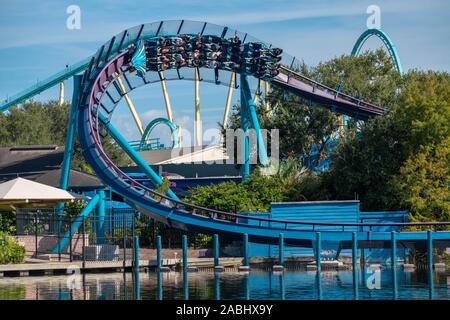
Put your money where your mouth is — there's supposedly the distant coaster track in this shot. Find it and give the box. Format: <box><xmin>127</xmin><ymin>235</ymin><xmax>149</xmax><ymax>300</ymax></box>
<box><xmin>351</xmin><ymin>28</ymin><xmax>403</xmax><ymax>75</ymax></box>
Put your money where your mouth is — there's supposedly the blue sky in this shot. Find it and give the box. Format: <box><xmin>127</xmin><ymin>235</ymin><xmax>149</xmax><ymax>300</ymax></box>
<box><xmin>0</xmin><ymin>0</ymin><xmax>449</xmax><ymax>146</ymax></box>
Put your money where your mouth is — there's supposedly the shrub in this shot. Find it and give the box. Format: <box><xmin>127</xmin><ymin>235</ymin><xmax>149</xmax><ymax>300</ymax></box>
<box><xmin>0</xmin><ymin>232</ymin><xmax>26</xmax><ymax>264</ymax></box>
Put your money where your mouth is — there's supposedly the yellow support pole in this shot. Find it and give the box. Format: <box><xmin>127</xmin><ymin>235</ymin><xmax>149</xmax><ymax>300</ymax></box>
<box><xmin>222</xmin><ymin>73</ymin><xmax>235</xmax><ymax>129</ymax></box>
<box><xmin>158</xmin><ymin>71</ymin><xmax>173</xmax><ymax>122</ymax></box>
<box><xmin>194</xmin><ymin>68</ymin><xmax>201</xmax><ymax>146</ymax></box>
<box><xmin>253</xmin><ymin>79</ymin><xmax>261</xmax><ymax>104</ymax></box>
<box><xmin>115</xmin><ymin>73</ymin><xmax>144</xmax><ymax>136</ymax></box>
<box><xmin>58</xmin><ymin>81</ymin><xmax>64</xmax><ymax>106</ymax></box>
<box><xmin>264</xmin><ymin>81</ymin><xmax>270</xmax><ymax>112</ymax></box>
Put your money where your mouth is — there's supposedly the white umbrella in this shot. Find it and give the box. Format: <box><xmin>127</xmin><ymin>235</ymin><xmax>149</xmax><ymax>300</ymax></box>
<box><xmin>0</xmin><ymin>177</ymin><xmax>85</xmax><ymax>210</ymax></box>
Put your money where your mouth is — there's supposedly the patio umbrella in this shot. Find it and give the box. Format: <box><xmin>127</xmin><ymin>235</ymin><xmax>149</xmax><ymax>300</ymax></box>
<box><xmin>0</xmin><ymin>177</ymin><xmax>87</xmax><ymax>210</ymax></box>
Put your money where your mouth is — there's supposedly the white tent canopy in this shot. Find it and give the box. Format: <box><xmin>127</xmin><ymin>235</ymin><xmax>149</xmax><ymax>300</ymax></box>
<box><xmin>0</xmin><ymin>177</ymin><xmax>85</xmax><ymax>210</ymax></box>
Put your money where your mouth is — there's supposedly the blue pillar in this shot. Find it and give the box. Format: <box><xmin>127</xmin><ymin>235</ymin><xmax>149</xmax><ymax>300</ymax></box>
<box><xmin>241</xmin><ymin>75</ymin><xmax>269</xmax><ymax>166</ymax></box>
<box><xmin>156</xmin><ymin>235</ymin><xmax>162</xmax><ymax>271</ymax></box>
<box><xmin>240</xmin><ymin>75</ymin><xmax>250</xmax><ymax>180</ymax></box>
<box><xmin>213</xmin><ymin>234</ymin><xmax>219</xmax><ymax>267</ymax></box>
<box><xmin>96</xmin><ymin>189</ymin><xmax>106</xmax><ymax>244</ymax></box>
<box><xmin>157</xmin><ymin>270</ymin><xmax>163</xmax><ymax>300</ymax></box>
<box><xmin>316</xmin><ymin>232</ymin><xmax>321</xmax><ymax>270</ymax></box>
<box><xmin>182</xmin><ymin>235</ymin><xmax>188</xmax><ymax>272</ymax></box>
<box><xmin>133</xmin><ymin>236</ymin><xmax>140</xmax><ymax>300</ymax></box>
<box><xmin>244</xmin><ymin>273</ymin><xmax>250</xmax><ymax>300</ymax></box>
<box><xmin>59</xmin><ymin>75</ymin><xmax>82</xmax><ymax>192</ymax></box>
<box><xmin>391</xmin><ymin>231</ymin><xmax>397</xmax><ymax>299</ymax></box>
<box><xmin>243</xmin><ymin>233</ymin><xmax>249</xmax><ymax>267</ymax></box>
<box><xmin>214</xmin><ymin>273</ymin><xmax>220</xmax><ymax>300</ymax></box>
<box><xmin>279</xmin><ymin>233</ymin><xmax>284</xmax><ymax>266</ymax></box>
<box><xmin>427</xmin><ymin>230</ymin><xmax>434</xmax><ymax>299</ymax></box>
<box><xmin>97</xmin><ymin>112</ymin><xmax>179</xmax><ymax>201</ymax></box>
<box><xmin>352</xmin><ymin>232</ymin><xmax>359</xmax><ymax>299</ymax></box>
<box><xmin>52</xmin><ymin>194</ymin><xmax>100</xmax><ymax>253</ymax></box>
<box><xmin>279</xmin><ymin>272</ymin><xmax>285</xmax><ymax>300</ymax></box>
<box><xmin>133</xmin><ymin>236</ymin><xmax>139</xmax><ymax>271</ymax></box>
<box><xmin>183</xmin><ymin>269</ymin><xmax>189</xmax><ymax>300</ymax></box>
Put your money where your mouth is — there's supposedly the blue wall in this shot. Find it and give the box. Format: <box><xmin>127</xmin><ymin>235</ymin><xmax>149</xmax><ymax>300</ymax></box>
<box><xmin>246</xmin><ymin>201</ymin><xmax>408</xmax><ymax>259</ymax></box>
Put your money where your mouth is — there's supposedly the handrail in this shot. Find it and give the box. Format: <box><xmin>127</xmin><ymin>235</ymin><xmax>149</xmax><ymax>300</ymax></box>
<box><xmin>278</xmin><ymin>65</ymin><xmax>386</xmax><ymax>114</ymax></box>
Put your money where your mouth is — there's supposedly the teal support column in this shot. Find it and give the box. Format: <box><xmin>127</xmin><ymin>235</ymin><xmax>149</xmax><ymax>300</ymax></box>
<box><xmin>133</xmin><ymin>236</ymin><xmax>139</xmax><ymax>271</ymax></box>
<box><xmin>98</xmin><ymin>112</ymin><xmax>179</xmax><ymax>201</ymax></box>
<box><xmin>316</xmin><ymin>232</ymin><xmax>321</xmax><ymax>270</ymax></box>
<box><xmin>56</xmin><ymin>75</ymin><xmax>82</xmax><ymax>225</ymax></box>
<box><xmin>240</xmin><ymin>75</ymin><xmax>250</xmax><ymax>180</ymax></box>
<box><xmin>182</xmin><ymin>235</ymin><xmax>188</xmax><ymax>272</ymax></box>
<box><xmin>279</xmin><ymin>233</ymin><xmax>284</xmax><ymax>266</ymax></box>
<box><xmin>183</xmin><ymin>269</ymin><xmax>189</xmax><ymax>300</ymax></box>
<box><xmin>279</xmin><ymin>272</ymin><xmax>285</xmax><ymax>300</ymax></box>
<box><xmin>95</xmin><ymin>189</ymin><xmax>106</xmax><ymax>244</ymax></box>
<box><xmin>243</xmin><ymin>233</ymin><xmax>249</xmax><ymax>267</ymax></box>
<box><xmin>52</xmin><ymin>194</ymin><xmax>100</xmax><ymax>253</ymax></box>
<box><xmin>391</xmin><ymin>231</ymin><xmax>398</xmax><ymax>300</ymax></box>
<box><xmin>214</xmin><ymin>273</ymin><xmax>220</xmax><ymax>300</ymax></box>
<box><xmin>427</xmin><ymin>230</ymin><xmax>434</xmax><ymax>299</ymax></box>
<box><xmin>244</xmin><ymin>273</ymin><xmax>250</xmax><ymax>300</ymax></box>
<box><xmin>182</xmin><ymin>235</ymin><xmax>188</xmax><ymax>299</ymax></box>
<box><xmin>133</xmin><ymin>236</ymin><xmax>140</xmax><ymax>300</ymax></box>
<box><xmin>59</xmin><ymin>75</ymin><xmax>82</xmax><ymax>192</ymax></box>
<box><xmin>316</xmin><ymin>232</ymin><xmax>322</xmax><ymax>300</ymax></box>
<box><xmin>241</xmin><ymin>75</ymin><xmax>269</xmax><ymax>166</ymax></box>
<box><xmin>156</xmin><ymin>235</ymin><xmax>162</xmax><ymax>271</ymax></box>
<box><xmin>157</xmin><ymin>270</ymin><xmax>163</xmax><ymax>300</ymax></box>
<box><xmin>352</xmin><ymin>232</ymin><xmax>359</xmax><ymax>299</ymax></box>
<box><xmin>213</xmin><ymin>234</ymin><xmax>219</xmax><ymax>267</ymax></box>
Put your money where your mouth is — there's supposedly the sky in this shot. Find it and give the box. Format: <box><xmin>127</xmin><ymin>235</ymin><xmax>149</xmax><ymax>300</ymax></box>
<box><xmin>0</xmin><ymin>0</ymin><xmax>449</xmax><ymax>146</ymax></box>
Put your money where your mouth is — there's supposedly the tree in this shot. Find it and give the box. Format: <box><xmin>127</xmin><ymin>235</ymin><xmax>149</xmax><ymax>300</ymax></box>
<box><xmin>392</xmin><ymin>137</ymin><xmax>450</xmax><ymax>224</ymax></box>
<box><xmin>0</xmin><ymin>100</ymin><xmax>132</xmax><ymax>172</ymax></box>
<box><xmin>324</xmin><ymin>70</ymin><xmax>450</xmax><ymax>211</ymax></box>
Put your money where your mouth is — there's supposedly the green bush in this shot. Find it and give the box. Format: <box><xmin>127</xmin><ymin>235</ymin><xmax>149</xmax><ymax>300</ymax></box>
<box><xmin>0</xmin><ymin>232</ymin><xmax>26</xmax><ymax>264</ymax></box>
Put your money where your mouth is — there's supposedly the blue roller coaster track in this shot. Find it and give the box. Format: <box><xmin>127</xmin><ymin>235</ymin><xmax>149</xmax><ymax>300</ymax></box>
<box><xmin>352</xmin><ymin>28</ymin><xmax>403</xmax><ymax>75</ymax></box>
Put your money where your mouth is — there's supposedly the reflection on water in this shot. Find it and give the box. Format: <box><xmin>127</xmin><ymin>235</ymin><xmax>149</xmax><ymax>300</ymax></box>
<box><xmin>0</xmin><ymin>269</ymin><xmax>449</xmax><ymax>300</ymax></box>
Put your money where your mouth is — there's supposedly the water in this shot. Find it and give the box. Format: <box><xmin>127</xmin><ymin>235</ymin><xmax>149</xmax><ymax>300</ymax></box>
<box><xmin>0</xmin><ymin>269</ymin><xmax>448</xmax><ymax>300</ymax></box>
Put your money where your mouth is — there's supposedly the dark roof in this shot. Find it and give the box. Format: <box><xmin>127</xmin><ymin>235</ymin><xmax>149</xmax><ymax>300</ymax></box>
<box><xmin>0</xmin><ymin>145</ymin><xmax>103</xmax><ymax>188</ymax></box>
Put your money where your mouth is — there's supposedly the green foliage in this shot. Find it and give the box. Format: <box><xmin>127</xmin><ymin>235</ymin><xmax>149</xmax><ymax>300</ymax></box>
<box><xmin>0</xmin><ymin>100</ymin><xmax>132</xmax><ymax>173</ymax></box>
<box><xmin>0</xmin><ymin>232</ymin><xmax>26</xmax><ymax>264</ymax></box>
<box><xmin>324</xmin><ymin>70</ymin><xmax>450</xmax><ymax>212</ymax></box>
<box><xmin>0</xmin><ymin>211</ymin><xmax>16</xmax><ymax>235</ymax></box>
<box><xmin>187</xmin><ymin>181</ymin><xmax>261</xmax><ymax>213</ymax></box>
<box><xmin>392</xmin><ymin>137</ymin><xmax>450</xmax><ymax>224</ymax></box>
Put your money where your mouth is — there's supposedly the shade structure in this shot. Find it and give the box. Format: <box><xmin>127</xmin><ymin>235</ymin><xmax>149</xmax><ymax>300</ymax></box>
<box><xmin>0</xmin><ymin>177</ymin><xmax>86</xmax><ymax>210</ymax></box>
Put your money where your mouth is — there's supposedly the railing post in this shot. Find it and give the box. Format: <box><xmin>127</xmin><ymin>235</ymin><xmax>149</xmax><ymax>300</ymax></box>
<box><xmin>213</xmin><ymin>234</ymin><xmax>219</xmax><ymax>268</ymax></box>
<box><xmin>133</xmin><ymin>236</ymin><xmax>139</xmax><ymax>272</ymax></box>
<box><xmin>279</xmin><ymin>233</ymin><xmax>284</xmax><ymax>266</ymax></box>
<box><xmin>316</xmin><ymin>232</ymin><xmax>321</xmax><ymax>271</ymax></box>
<box><xmin>243</xmin><ymin>233</ymin><xmax>249</xmax><ymax>267</ymax></box>
<box><xmin>69</xmin><ymin>215</ymin><xmax>73</xmax><ymax>262</ymax></box>
<box><xmin>352</xmin><ymin>232</ymin><xmax>358</xmax><ymax>299</ymax></box>
<box><xmin>122</xmin><ymin>211</ymin><xmax>126</xmax><ymax>268</ymax></box>
<box><xmin>34</xmin><ymin>212</ymin><xmax>38</xmax><ymax>258</ymax></box>
<box><xmin>391</xmin><ymin>231</ymin><xmax>397</xmax><ymax>299</ymax></box>
<box><xmin>156</xmin><ymin>235</ymin><xmax>162</xmax><ymax>271</ymax></box>
<box><xmin>82</xmin><ymin>218</ymin><xmax>86</xmax><ymax>267</ymax></box>
<box><xmin>427</xmin><ymin>230</ymin><xmax>434</xmax><ymax>299</ymax></box>
<box><xmin>182</xmin><ymin>235</ymin><xmax>188</xmax><ymax>272</ymax></box>
<box><xmin>57</xmin><ymin>214</ymin><xmax>61</xmax><ymax>262</ymax></box>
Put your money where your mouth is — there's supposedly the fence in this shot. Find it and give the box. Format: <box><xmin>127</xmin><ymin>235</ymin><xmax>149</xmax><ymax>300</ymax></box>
<box><xmin>14</xmin><ymin>207</ymin><xmax>213</xmax><ymax>263</ymax></box>
<box><xmin>15</xmin><ymin>208</ymin><xmax>137</xmax><ymax>263</ymax></box>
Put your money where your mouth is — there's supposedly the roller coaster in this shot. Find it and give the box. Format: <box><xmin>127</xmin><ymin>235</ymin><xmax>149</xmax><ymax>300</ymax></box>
<box><xmin>1</xmin><ymin>20</ymin><xmax>449</xmax><ymax>255</ymax></box>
